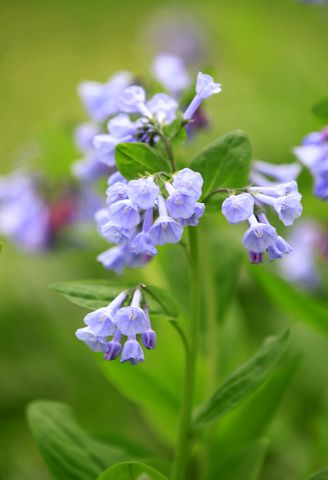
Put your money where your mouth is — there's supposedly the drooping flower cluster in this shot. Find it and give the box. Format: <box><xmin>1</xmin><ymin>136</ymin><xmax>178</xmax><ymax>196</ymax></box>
<box><xmin>222</xmin><ymin>180</ymin><xmax>303</xmax><ymax>263</ymax></box>
<box><xmin>75</xmin><ymin>288</ymin><xmax>156</xmax><ymax>365</ymax></box>
<box><xmin>72</xmin><ymin>57</ymin><xmax>222</xmax><ymax>180</ymax></box>
<box><xmin>293</xmin><ymin>126</ymin><xmax>328</xmax><ymax>200</ymax></box>
<box><xmin>95</xmin><ymin>168</ymin><xmax>204</xmax><ymax>273</ymax></box>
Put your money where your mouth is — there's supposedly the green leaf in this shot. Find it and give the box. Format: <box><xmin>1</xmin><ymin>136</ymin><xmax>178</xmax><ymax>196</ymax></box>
<box><xmin>27</xmin><ymin>401</ymin><xmax>127</xmax><ymax>480</ymax></box>
<box><xmin>163</xmin><ymin>115</ymin><xmax>187</xmax><ymax>145</ymax></box>
<box><xmin>211</xmin><ymin>357</ymin><xmax>300</xmax><ymax>462</ymax></box>
<box><xmin>309</xmin><ymin>469</ymin><xmax>328</xmax><ymax>480</ymax></box>
<box><xmin>49</xmin><ymin>280</ymin><xmax>179</xmax><ymax>320</ymax></box>
<box><xmin>115</xmin><ymin>142</ymin><xmax>170</xmax><ymax>179</ymax></box>
<box><xmin>208</xmin><ymin>440</ymin><xmax>268</xmax><ymax>480</ymax></box>
<box><xmin>312</xmin><ymin>98</ymin><xmax>328</xmax><ymax>121</ymax></box>
<box><xmin>250</xmin><ymin>267</ymin><xmax>328</xmax><ymax>335</ymax></box>
<box><xmin>190</xmin><ymin>130</ymin><xmax>252</xmax><ymax>198</ymax></box>
<box><xmin>192</xmin><ymin>329</ymin><xmax>290</xmax><ymax>429</ymax></box>
<box><xmin>97</xmin><ymin>462</ymin><xmax>168</xmax><ymax>480</ymax></box>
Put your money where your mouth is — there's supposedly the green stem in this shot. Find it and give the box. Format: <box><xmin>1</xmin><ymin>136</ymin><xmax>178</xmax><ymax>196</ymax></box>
<box><xmin>172</xmin><ymin>227</ymin><xmax>200</xmax><ymax>480</ymax></box>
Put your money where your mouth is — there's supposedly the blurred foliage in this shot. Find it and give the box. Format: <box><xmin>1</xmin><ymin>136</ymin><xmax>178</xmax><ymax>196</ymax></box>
<box><xmin>0</xmin><ymin>0</ymin><xmax>328</xmax><ymax>478</ymax></box>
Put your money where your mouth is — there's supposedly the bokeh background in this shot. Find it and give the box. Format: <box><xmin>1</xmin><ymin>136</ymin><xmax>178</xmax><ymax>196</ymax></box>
<box><xmin>1</xmin><ymin>0</ymin><xmax>328</xmax><ymax>478</ymax></box>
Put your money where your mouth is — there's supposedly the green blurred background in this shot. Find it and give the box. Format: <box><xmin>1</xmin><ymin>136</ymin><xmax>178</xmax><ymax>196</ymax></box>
<box><xmin>1</xmin><ymin>0</ymin><xmax>328</xmax><ymax>478</ymax></box>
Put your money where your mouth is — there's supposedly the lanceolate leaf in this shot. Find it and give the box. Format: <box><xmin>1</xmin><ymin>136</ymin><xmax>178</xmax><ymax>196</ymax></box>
<box><xmin>27</xmin><ymin>401</ymin><xmax>127</xmax><ymax>480</ymax></box>
<box><xmin>312</xmin><ymin>98</ymin><xmax>328</xmax><ymax>121</ymax></box>
<box><xmin>192</xmin><ymin>329</ymin><xmax>290</xmax><ymax>429</ymax></box>
<box><xmin>190</xmin><ymin>130</ymin><xmax>252</xmax><ymax>198</ymax></box>
<box><xmin>208</xmin><ymin>440</ymin><xmax>269</xmax><ymax>480</ymax></box>
<box><xmin>250</xmin><ymin>267</ymin><xmax>328</xmax><ymax>335</ymax></box>
<box><xmin>49</xmin><ymin>280</ymin><xmax>179</xmax><ymax>320</ymax></box>
<box><xmin>309</xmin><ymin>469</ymin><xmax>328</xmax><ymax>480</ymax></box>
<box><xmin>115</xmin><ymin>142</ymin><xmax>170</xmax><ymax>179</ymax></box>
<box><xmin>97</xmin><ymin>462</ymin><xmax>168</xmax><ymax>480</ymax></box>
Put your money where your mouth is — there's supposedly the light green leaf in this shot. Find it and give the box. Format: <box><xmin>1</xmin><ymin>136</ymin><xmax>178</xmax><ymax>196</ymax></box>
<box><xmin>115</xmin><ymin>142</ymin><xmax>170</xmax><ymax>179</ymax></box>
<box><xmin>309</xmin><ymin>470</ymin><xmax>328</xmax><ymax>480</ymax></box>
<box><xmin>27</xmin><ymin>401</ymin><xmax>127</xmax><ymax>480</ymax></box>
<box><xmin>250</xmin><ymin>267</ymin><xmax>328</xmax><ymax>335</ymax></box>
<box><xmin>208</xmin><ymin>440</ymin><xmax>268</xmax><ymax>480</ymax></box>
<box><xmin>312</xmin><ymin>98</ymin><xmax>328</xmax><ymax>121</ymax></box>
<box><xmin>49</xmin><ymin>280</ymin><xmax>179</xmax><ymax>320</ymax></box>
<box><xmin>190</xmin><ymin>130</ymin><xmax>252</xmax><ymax>198</ymax></box>
<box><xmin>97</xmin><ymin>462</ymin><xmax>168</xmax><ymax>480</ymax></box>
<box><xmin>192</xmin><ymin>329</ymin><xmax>290</xmax><ymax>429</ymax></box>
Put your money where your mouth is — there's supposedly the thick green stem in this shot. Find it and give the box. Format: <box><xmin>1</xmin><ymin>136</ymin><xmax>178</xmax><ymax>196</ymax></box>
<box><xmin>172</xmin><ymin>227</ymin><xmax>200</xmax><ymax>480</ymax></box>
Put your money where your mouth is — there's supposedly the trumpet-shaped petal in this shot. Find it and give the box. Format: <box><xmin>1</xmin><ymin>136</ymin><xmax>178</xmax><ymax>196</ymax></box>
<box><xmin>127</xmin><ymin>177</ymin><xmax>159</xmax><ymax>209</ymax></box>
<box><xmin>149</xmin><ymin>216</ymin><xmax>183</xmax><ymax>245</ymax></box>
<box><xmin>222</xmin><ymin>193</ymin><xmax>254</xmax><ymax>224</ymax></box>
<box><xmin>173</xmin><ymin>168</ymin><xmax>203</xmax><ymax>200</ymax></box>
<box><xmin>108</xmin><ymin>199</ymin><xmax>140</xmax><ymax>229</ymax></box>
<box><xmin>75</xmin><ymin>326</ymin><xmax>107</xmax><ymax>352</ymax></box>
<box><xmin>274</xmin><ymin>192</ymin><xmax>303</xmax><ymax>226</ymax></box>
<box><xmin>121</xmin><ymin>338</ymin><xmax>144</xmax><ymax>365</ymax></box>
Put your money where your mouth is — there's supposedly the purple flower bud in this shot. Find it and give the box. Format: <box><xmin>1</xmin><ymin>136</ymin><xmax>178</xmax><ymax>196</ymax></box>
<box><xmin>173</xmin><ymin>168</ymin><xmax>203</xmax><ymax>201</ymax></box>
<box><xmin>222</xmin><ymin>193</ymin><xmax>254</xmax><ymax>224</ymax></box>
<box><xmin>249</xmin><ymin>251</ymin><xmax>264</xmax><ymax>264</ymax></box>
<box><xmin>127</xmin><ymin>177</ymin><xmax>159</xmax><ymax>209</ymax></box>
<box><xmin>106</xmin><ymin>182</ymin><xmax>129</xmax><ymax>206</ymax></box>
<box><xmin>152</xmin><ymin>53</ymin><xmax>190</xmax><ymax>94</ymax></box>
<box><xmin>142</xmin><ymin>329</ymin><xmax>157</xmax><ymax>350</ymax></box>
<box><xmin>75</xmin><ymin>326</ymin><xmax>107</xmax><ymax>352</ymax></box>
<box><xmin>243</xmin><ymin>214</ymin><xmax>277</xmax><ymax>253</ymax></box>
<box><xmin>104</xmin><ymin>329</ymin><xmax>122</xmax><ymax>361</ymax></box>
<box><xmin>108</xmin><ymin>199</ymin><xmax>140</xmax><ymax>229</ymax></box>
<box><xmin>184</xmin><ymin>72</ymin><xmax>222</xmax><ymax>120</ymax></box>
<box><xmin>114</xmin><ymin>289</ymin><xmax>148</xmax><ymax>336</ymax></box>
<box><xmin>121</xmin><ymin>337</ymin><xmax>144</xmax><ymax>365</ymax></box>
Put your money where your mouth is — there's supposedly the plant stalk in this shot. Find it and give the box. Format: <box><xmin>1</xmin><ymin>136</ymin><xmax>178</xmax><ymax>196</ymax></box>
<box><xmin>172</xmin><ymin>227</ymin><xmax>200</xmax><ymax>480</ymax></box>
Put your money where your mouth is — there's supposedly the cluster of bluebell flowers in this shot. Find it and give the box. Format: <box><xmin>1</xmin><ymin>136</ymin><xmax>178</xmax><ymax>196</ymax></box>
<box><xmin>75</xmin><ymin>288</ymin><xmax>156</xmax><ymax>364</ymax></box>
<box><xmin>95</xmin><ymin>168</ymin><xmax>204</xmax><ymax>273</ymax></box>
<box><xmin>221</xmin><ymin>179</ymin><xmax>303</xmax><ymax>263</ymax></box>
<box><xmin>294</xmin><ymin>126</ymin><xmax>328</xmax><ymax>200</ymax></box>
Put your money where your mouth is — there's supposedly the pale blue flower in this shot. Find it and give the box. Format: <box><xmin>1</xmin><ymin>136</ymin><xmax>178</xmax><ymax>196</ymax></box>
<box><xmin>74</xmin><ymin>123</ymin><xmax>101</xmax><ymax>152</ymax></box>
<box><xmin>78</xmin><ymin>71</ymin><xmax>132</xmax><ymax>121</ymax></box>
<box><xmin>114</xmin><ymin>289</ymin><xmax>148</xmax><ymax>336</ymax></box>
<box><xmin>152</xmin><ymin>53</ymin><xmax>190</xmax><ymax>94</ymax></box>
<box><xmin>149</xmin><ymin>195</ymin><xmax>183</xmax><ymax>245</ymax></box>
<box><xmin>184</xmin><ymin>72</ymin><xmax>222</xmax><ymax>120</ymax></box>
<box><xmin>173</xmin><ymin>168</ymin><xmax>203</xmax><ymax>201</ymax></box>
<box><xmin>147</xmin><ymin>93</ymin><xmax>178</xmax><ymax>124</ymax></box>
<box><xmin>254</xmin><ymin>191</ymin><xmax>303</xmax><ymax>226</ymax></box>
<box><xmin>93</xmin><ymin>133</ymin><xmax>134</xmax><ymax>167</ymax></box>
<box><xmin>101</xmin><ymin>222</ymin><xmax>131</xmax><ymax>244</ymax></box>
<box><xmin>127</xmin><ymin>177</ymin><xmax>159</xmax><ymax>209</ymax></box>
<box><xmin>104</xmin><ymin>329</ymin><xmax>123</xmax><ymax>361</ymax></box>
<box><xmin>108</xmin><ymin>199</ymin><xmax>140</xmax><ymax>229</ymax></box>
<box><xmin>97</xmin><ymin>246</ymin><xmax>126</xmax><ymax>273</ymax></box>
<box><xmin>248</xmin><ymin>180</ymin><xmax>299</xmax><ymax>197</ymax></box>
<box><xmin>121</xmin><ymin>337</ymin><xmax>144</xmax><ymax>365</ymax></box>
<box><xmin>119</xmin><ymin>86</ymin><xmax>152</xmax><ymax>117</ymax></box>
<box><xmin>252</xmin><ymin>160</ymin><xmax>301</xmax><ymax>183</ymax></box>
<box><xmin>243</xmin><ymin>214</ymin><xmax>277</xmax><ymax>253</ymax></box>
<box><xmin>107</xmin><ymin>114</ymin><xmax>138</xmax><ymax>138</ymax></box>
<box><xmin>222</xmin><ymin>193</ymin><xmax>254</xmax><ymax>224</ymax></box>
<box><xmin>106</xmin><ymin>182</ymin><xmax>129</xmax><ymax>206</ymax></box>
<box><xmin>267</xmin><ymin>236</ymin><xmax>293</xmax><ymax>261</ymax></box>
<box><xmin>165</xmin><ymin>182</ymin><xmax>197</xmax><ymax>219</ymax></box>
<box><xmin>75</xmin><ymin>326</ymin><xmax>107</xmax><ymax>352</ymax></box>
<box><xmin>108</xmin><ymin>171</ymin><xmax>128</xmax><ymax>186</ymax></box>
<box><xmin>177</xmin><ymin>202</ymin><xmax>205</xmax><ymax>226</ymax></box>
<box><xmin>130</xmin><ymin>232</ymin><xmax>157</xmax><ymax>256</ymax></box>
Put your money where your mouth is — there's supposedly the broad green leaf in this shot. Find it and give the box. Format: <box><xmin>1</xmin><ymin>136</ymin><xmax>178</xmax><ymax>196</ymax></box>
<box><xmin>250</xmin><ymin>267</ymin><xmax>328</xmax><ymax>335</ymax></box>
<box><xmin>211</xmin><ymin>357</ymin><xmax>300</xmax><ymax>461</ymax></box>
<box><xmin>208</xmin><ymin>440</ymin><xmax>268</xmax><ymax>480</ymax></box>
<box><xmin>115</xmin><ymin>142</ymin><xmax>170</xmax><ymax>179</ymax></box>
<box><xmin>312</xmin><ymin>98</ymin><xmax>328</xmax><ymax>121</ymax></box>
<box><xmin>49</xmin><ymin>280</ymin><xmax>179</xmax><ymax>320</ymax></box>
<box><xmin>190</xmin><ymin>130</ymin><xmax>252</xmax><ymax>198</ymax></box>
<box><xmin>27</xmin><ymin>401</ymin><xmax>127</xmax><ymax>480</ymax></box>
<box><xmin>192</xmin><ymin>329</ymin><xmax>290</xmax><ymax>429</ymax></box>
<box><xmin>309</xmin><ymin>469</ymin><xmax>328</xmax><ymax>480</ymax></box>
<box><xmin>97</xmin><ymin>461</ymin><xmax>168</xmax><ymax>480</ymax></box>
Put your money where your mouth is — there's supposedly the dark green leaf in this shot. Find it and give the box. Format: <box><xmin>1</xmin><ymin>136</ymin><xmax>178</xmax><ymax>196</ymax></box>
<box><xmin>97</xmin><ymin>462</ymin><xmax>168</xmax><ymax>480</ymax></box>
<box><xmin>208</xmin><ymin>440</ymin><xmax>268</xmax><ymax>480</ymax></box>
<box><xmin>49</xmin><ymin>280</ymin><xmax>179</xmax><ymax>320</ymax></box>
<box><xmin>190</xmin><ymin>130</ymin><xmax>252</xmax><ymax>198</ymax></box>
<box><xmin>250</xmin><ymin>267</ymin><xmax>328</xmax><ymax>335</ymax></box>
<box><xmin>309</xmin><ymin>469</ymin><xmax>328</xmax><ymax>480</ymax></box>
<box><xmin>312</xmin><ymin>98</ymin><xmax>328</xmax><ymax>121</ymax></box>
<box><xmin>192</xmin><ymin>329</ymin><xmax>290</xmax><ymax>429</ymax></box>
<box><xmin>115</xmin><ymin>142</ymin><xmax>170</xmax><ymax>179</ymax></box>
<box><xmin>27</xmin><ymin>401</ymin><xmax>127</xmax><ymax>480</ymax></box>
